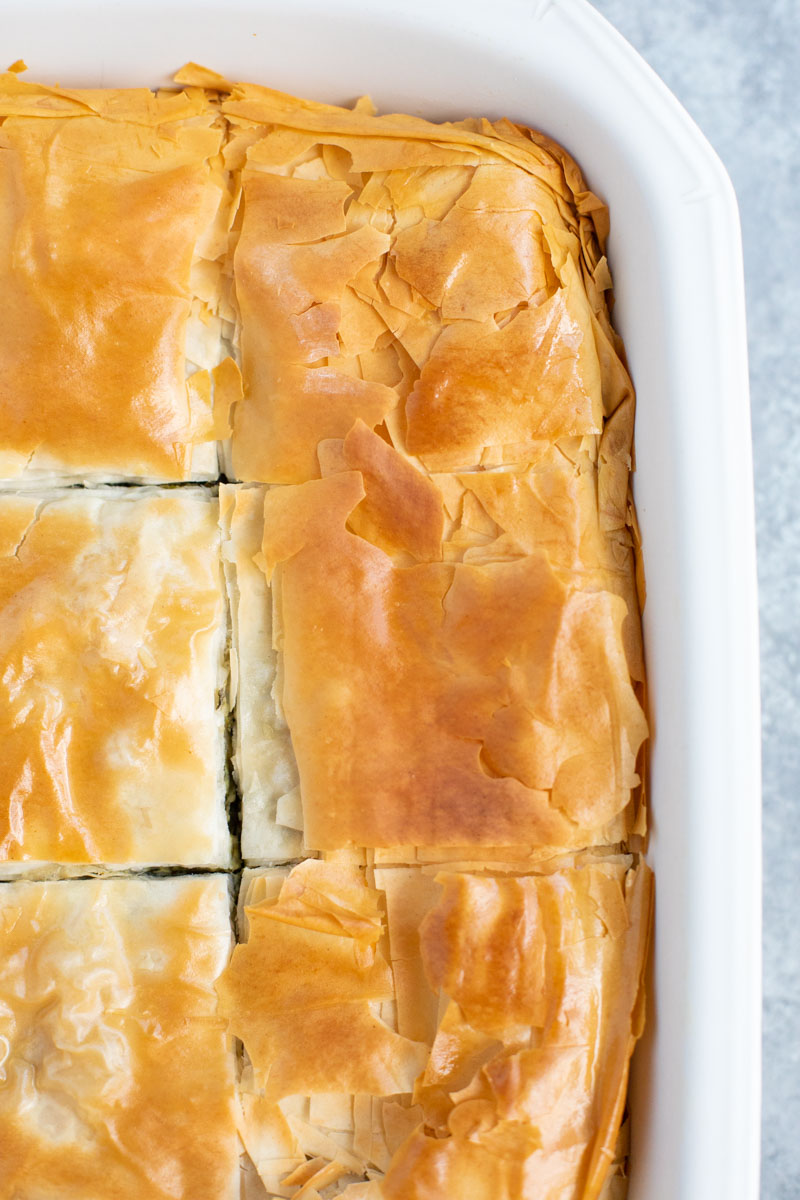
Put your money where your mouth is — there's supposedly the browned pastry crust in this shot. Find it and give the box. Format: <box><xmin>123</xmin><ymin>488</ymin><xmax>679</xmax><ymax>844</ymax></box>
<box><xmin>217</xmin><ymin>78</ymin><xmax>628</xmax><ymax>485</ymax></box>
<box><xmin>207</xmin><ymin>71</ymin><xmax>652</xmax><ymax>1200</ymax></box>
<box><xmin>223</xmin><ymin>858</ymin><xmax>652</xmax><ymax>1200</ymax></box>
<box><xmin>0</xmin><ymin>74</ymin><xmax>232</xmax><ymax>482</ymax></box>
<box><xmin>207</xmin><ymin>72</ymin><xmax>647</xmax><ymax>860</ymax></box>
<box><xmin>261</xmin><ymin>468</ymin><xmax>646</xmax><ymax>852</ymax></box>
<box><xmin>0</xmin><ymin>875</ymin><xmax>238</xmax><ymax>1199</ymax></box>
<box><xmin>0</xmin><ymin>489</ymin><xmax>229</xmax><ymax>868</ymax></box>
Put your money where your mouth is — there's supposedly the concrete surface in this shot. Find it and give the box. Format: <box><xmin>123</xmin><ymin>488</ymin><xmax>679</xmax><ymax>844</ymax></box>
<box><xmin>589</xmin><ymin>3</ymin><xmax>799</xmax><ymax>1196</ymax></box>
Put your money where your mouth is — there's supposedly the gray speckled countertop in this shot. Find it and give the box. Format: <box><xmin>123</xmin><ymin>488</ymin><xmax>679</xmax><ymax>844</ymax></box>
<box><xmin>589</xmin><ymin>3</ymin><xmax>799</xmax><ymax>1196</ymax></box>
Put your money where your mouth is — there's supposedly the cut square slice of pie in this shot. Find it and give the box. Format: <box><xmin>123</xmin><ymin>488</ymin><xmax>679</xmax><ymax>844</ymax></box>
<box><xmin>0</xmin><ymin>487</ymin><xmax>230</xmax><ymax>870</ymax></box>
<box><xmin>215</xmin><ymin>77</ymin><xmax>628</xmax><ymax>484</ymax></box>
<box><xmin>0</xmin><ymin>874</ymin><xmax>238</xmax><ymax>1200</ymax></box>
<box><xmin>0</xmin><ymin>72</ymin><xmax>234</xmax><ymax>483</ymax></box>
<box><xmin>220</xmin><ymin>856</ymin><xmax>651</xmax><ymax>1200</ymax></box>
<box><xmin>255</xmin><ymin>468</ymin><xmax>647</xmax><ymax>857</ymax></box>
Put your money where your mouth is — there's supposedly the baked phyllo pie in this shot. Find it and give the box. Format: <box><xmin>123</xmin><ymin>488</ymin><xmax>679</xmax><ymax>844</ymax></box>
<box><xmin>0</xmin><ymin>72</ymin><xmax>236</xmax><ymax>484</ymax></box>
<box><xmin>219</xmin><ymin>857</ymin><xmax>652</xmax><ymax>1199</ymax></box>
<box><xmin>0</xmin><ymin>874</ymin><xmax>238</xmax><ymax>1200</ymax></box>
<box><xmin>0</xmin><ymin>488</ymin><xmax>229</xmax><ymax>870</ymax></box>
<box><xmin>229</xmin><ymin>446</ymin><xmax>646</xmax><ymax>858</ymax></box>
<box><xmin>218</xmin><ymin>77</ymin><xmax>647</xmax><ymax>861</ymax></box>
<box><xmin>0</xmin><ymin>65</ymin><xmax>653</xmax><ymax>1200</ymax></box>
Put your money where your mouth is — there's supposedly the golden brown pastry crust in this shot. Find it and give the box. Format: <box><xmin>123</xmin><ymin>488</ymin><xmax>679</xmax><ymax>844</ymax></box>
<box><xmin>223</xmin><ymin>859</ymin><xmax>652</xmax><ymax>1200</ymax></box>
<box><xmin>393</xmin><ymin>864</ymin><xmax>652</xmax><ymax>1200</ymax></box>
<box><xmin>0</xmin><ymin>488</ymin><xmax>228</xmax><ymax>868</ymax></box>
<box><xmin>260</xmin><ymin>468</ymin><xmax>646</xmax><ymax>852</ymax></box>
<box><xmin>211</xmin><ymin>75</ymin><xmax>647</xmax><ymax>860</ymax></box>
<box><xmin>0</xmin><ymin>74</ymin><xmax>228</xmax><ymax>482</ymax></box>
<box><xmin>213</xmin><ymin>76</ymin><xmax>629</xmax><ymax>478</ymax></box>
<box><xmin>206</xmin><ymin>74</ymin><xmax>652</xmax><ymax>1200</ymax></box>
<box><xmin>217</xmin><ymin>860</ymin><xmax>429</xmax><ymax>1101</ymax></box>
<box><xmin>0</xmin><ymin>875</ymin><xmax>238</xmax><ymax>1200</ymax></box>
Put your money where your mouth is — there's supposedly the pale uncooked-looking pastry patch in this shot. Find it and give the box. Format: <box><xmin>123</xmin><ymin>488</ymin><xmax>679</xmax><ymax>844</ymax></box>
<box><xmin>221</xmin><ymin>484</ymin><xmax>303</xmax><ymax>864</ymax></box>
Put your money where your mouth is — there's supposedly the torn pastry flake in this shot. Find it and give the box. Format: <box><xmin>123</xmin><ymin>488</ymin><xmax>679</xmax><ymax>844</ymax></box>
<box><xmin>0</xmin><ymin>70</ymin><xmax>212</xmax><ymax>122</ymax></box>
<box><xmin>216</xmin><ymin>860</ymin><xmax>430</xmax><ymax>1101</ymax></box>
<box><xmin>322</xmin><ymin>419</ymin><xmax>445</xmax><ymax>564</ymax></box>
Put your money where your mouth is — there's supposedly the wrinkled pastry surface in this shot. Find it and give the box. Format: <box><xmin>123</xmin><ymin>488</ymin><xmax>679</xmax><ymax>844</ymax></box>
<box><xmin>218</xmin><ymin>860</ymin><xmax>429</xmax><ymax>1102</ymax></box>
<box><xmin>261</xmin><ymin>468</ymin><xmax>646</xmax><ymax>853</ymax></box>
<box><xmin>0</xmin><ymin>488</ymin><xmax>228</xmax><ymax>867</ymax></box>
<box><xmin>208</xmin><ymin>73</ymin><xmax>652</xmax><ymax>1200</ymax></box>
<box><xmin>224</xmin><ymin>858</ymin><xmax>652</xmax><ymax>1200</ymax></box>
<box><xmin>221</xmin><ymin>83</ymin><xmax>619</xmax><ymax>482</ymax></box>
<box><xmin>0</xmin><ymin>875</ymin><xmax>238</xmax><ymax>1200</ymax></box>
<box><xmin>0</xmin><ymin>75</ymin><xmax>227</xmax><ymax>482</ymax></box>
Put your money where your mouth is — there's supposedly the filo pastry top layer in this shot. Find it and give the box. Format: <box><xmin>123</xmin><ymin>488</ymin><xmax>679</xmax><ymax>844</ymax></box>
<box><xmin>0</xmin><ymin>488</ymin><xmax>229</xmax><ymax>869</ymax></box>
<box><xmin>219</xmin><ymin>857</ymin><xmax>652</xmax><ymax>1200</ymax></box>
<box><xmin>260</xmin><ymin>463</ymin><xmax>647</xmax><ymax>855</ymax></box>
<box><xmin>207</xmin><ymin>70</ymin><xmax>631</xmax><ymax>484</ymax></box>
<box><xmin>0</xmin><ymin>875</ymin><xmax>238</xmax><ymax>1200</ymax></box>
<box><xmin>0</xmin><ymin>72</ymin><xmax>234</xmax><ymax>483</ymax></box>
<box><xmin>205</xmin><ymin>69</ymin><xmax>647</xmax><ymax>858</ymax></box>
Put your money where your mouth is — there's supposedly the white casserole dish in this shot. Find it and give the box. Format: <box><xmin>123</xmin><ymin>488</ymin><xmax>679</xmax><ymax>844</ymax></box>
<box><xmin>4</xmin><ymin>1</ymin><xmax>761</xmax><ymax>1196</ymax></box>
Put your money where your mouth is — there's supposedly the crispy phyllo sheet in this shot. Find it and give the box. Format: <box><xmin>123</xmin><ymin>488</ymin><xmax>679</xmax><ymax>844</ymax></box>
<box><xmin>224</xmin><ymin>860</ymin><xmax>651</xmax><ymax>1200</ymax></box>
<box><xmin>225</xmin><ymin>863</ymin><xmax>436</xmax><ymax>1198</ymax></box>
<box><xmin>218</xmin><ymin>860</ymin><xmax>429</xmax><ymax>1102</ymax></box>
<box><xmin>0</xmin><ymin>488</ymin><xmax>229</xmax><ymax>869</ymax></box>
<box><xmin>213</xmin><ymin>76</ymin><xmax>628</xmax><ymax>483</ymax></box>
<box><xmin>0</xmin><ymin>72</ymin><xmax>232</xmax><ymax>482</ymax></box>
<box><xmin>259</xmin><ymin>471</ymin><xmax>647</xmax><ymax>854</ymax></box>
<box><xmin>0</xmin><ymin>875</ymin><xmax>238</xmax><ymax>1199</ymax></box>
<box><xmin>383</xmin><ymin>863</ymin><xmax>652</xmax><ymax>1200</ymax></box>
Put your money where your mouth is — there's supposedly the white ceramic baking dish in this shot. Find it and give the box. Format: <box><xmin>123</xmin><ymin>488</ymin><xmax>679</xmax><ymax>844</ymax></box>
<box><xmin>4</xmin><ymin>1</ymin><xmax>761</xmax><ymax>1196</ymax></box>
